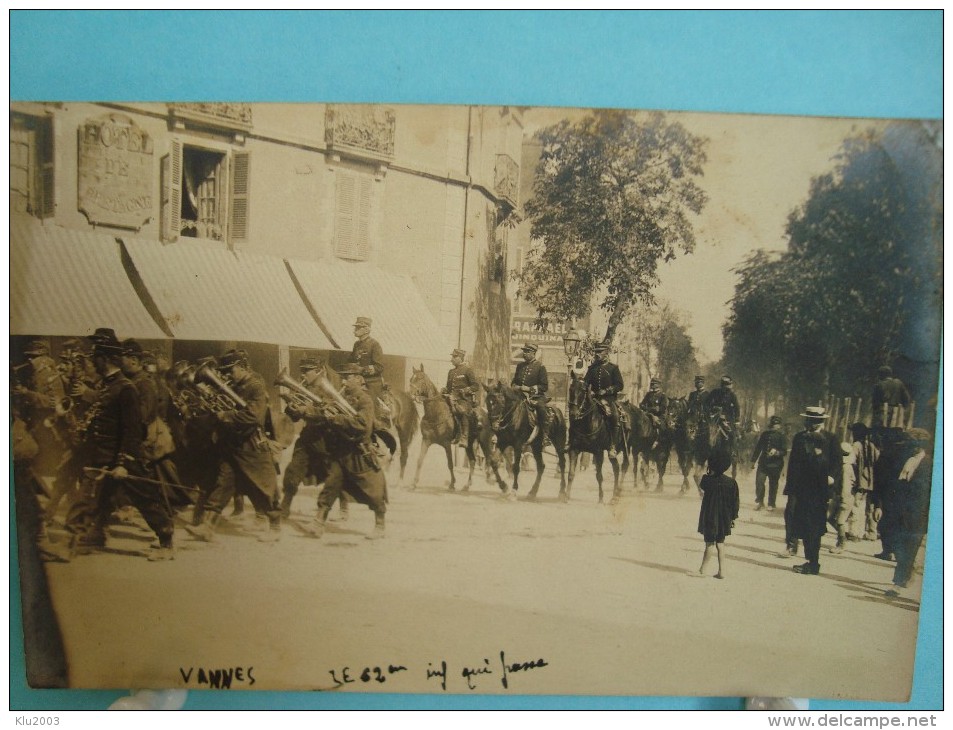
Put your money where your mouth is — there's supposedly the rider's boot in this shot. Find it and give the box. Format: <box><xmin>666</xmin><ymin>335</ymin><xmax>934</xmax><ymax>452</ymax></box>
<box><xmin>607</xmin><ymin>421</ymin><xmax>619</xmax><ymax>460</ymax></box>
<box><xmin>459</xmin><ymin>415</ymin><xmax>470</xmax><ymax>444</ymax></box>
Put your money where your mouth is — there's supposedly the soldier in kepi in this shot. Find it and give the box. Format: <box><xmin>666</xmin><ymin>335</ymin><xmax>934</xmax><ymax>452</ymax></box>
<box><xmin>348</xmin><ymin>316</ymin><xmax>386</xmax><ymax>418</ymax></box>
<box><xmin>512</xmin><ymin>342</ymin><xmax>549</xmax><ymax>443</ymax></box>
<box><xmin>443</xmin><ymin>348</ymin><xmax>479</xmax><ymax>444</ymax></box>
<box><xmin>639</xmin><ymin>378</ymin><xmax>669</xmax><ymax>430</ymax></box>
<box><xmin>584</xmin><ymin>341</ymin><xmax>626</xmax><ymax>459</ymax></box>
<box><xmin>64</xmin><ymin>328</ymin><xmax>175</xmax><ymax>561</ymax></box>
<box><xmin>304</xmin><ymin>362</ymin><xmax>388</xmax><ymax>541</ymax></box>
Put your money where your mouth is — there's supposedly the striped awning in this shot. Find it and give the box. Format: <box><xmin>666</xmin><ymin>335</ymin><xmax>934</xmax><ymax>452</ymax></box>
<box><xmin>10</xmin><ymin>215</ymin><xmax>167</xmax><ymax>339</ymax></box>
<box><xmin>287</xmin><ymin>258</ymin><xmax>450</xmax><ymax>361</ymax></box>
<box><xmin>121</xmin><ymin>236</ymin><xmax>333</xmax><ymax>348</ymax></box>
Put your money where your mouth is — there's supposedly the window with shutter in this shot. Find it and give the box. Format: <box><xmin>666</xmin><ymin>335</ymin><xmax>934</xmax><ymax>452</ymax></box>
<box><xmin>9</xmin><ymin>113</ymin><xmax>53</xmax><ymax>219</ymax></box>
<box><xmin>230</xmin><ymin>151</ymin><xmax>250</xmax><ymax>242</ymax></box>
<box><xmin>334</xmin><ymin>170</ymin><xmax>373</xmax><ymax>261</ymax></box>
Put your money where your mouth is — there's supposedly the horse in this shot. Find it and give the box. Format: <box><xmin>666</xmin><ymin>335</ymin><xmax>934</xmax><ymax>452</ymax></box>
<box><xmin>484</xmin><ymin>381</ymin><xmax>567</xmax><ymax>500</ymax></box>
<box><xmin>407</xmin><ymin>366</ymin><xmax>507</xmax><ymax>493</ymax></box>
<box><xmin>668</xmin><ymin>397</ymin><xmax>695</xmax><ymax>493</ymax></box>
<box><xmin>378</xmin><ymin>385</ymin><xmax>419</xmax><ymax>486</ymax></box>
<box><xmin>566</xmin><ymin>373</ymin><xmax>630</xmax><ymax>504</ymax></box>
<box><xmin>624</xmin><ymin>403</ymin><xmax>668</xmax><ymax>492</ymax></box>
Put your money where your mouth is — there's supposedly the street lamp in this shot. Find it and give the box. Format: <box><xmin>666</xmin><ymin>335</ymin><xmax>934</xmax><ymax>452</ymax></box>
<box><xmin>562</xmin><ymin>328</ymin><xmax>582</xmax><ymax>413</ymax></box>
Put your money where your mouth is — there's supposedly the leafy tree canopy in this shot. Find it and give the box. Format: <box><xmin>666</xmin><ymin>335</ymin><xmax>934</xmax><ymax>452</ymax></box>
<box><xmin>519</xmin><ymin>110</ymin><xmax>708</xmax><ymax>343</ymax></box>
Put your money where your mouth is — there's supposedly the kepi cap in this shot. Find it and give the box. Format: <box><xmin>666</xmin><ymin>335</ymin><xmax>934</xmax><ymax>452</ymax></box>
<box><xmin>337</xmin><ymin>362</ymin><xmax>365</xmax><ymax>376</ymax></box>
<box><xmin>217</xmin><ymin>349</ymin><xmax>248</xmax><ymax>370</ymax></box>
<box><xmin>452</xmin><ymin>348</ymin><xmax>466</xmax><ymax>359</ymax></box>
<box><xmin>353</xmin><ymin>316</ymin><xmax>372</xmax><ymax>328</ymax></box>
<box><xmin>299</xmin><ymin>356</ymin><xmax>323</xmax><ymax>371</ymax></box>
<box><xmin>23</xmin><ymin>339</ymin><xmax>50</xmax><ymax>356</ymax></box>
<box><xmin>521</xmin><ymin>342</ymin><xmax>538</xmax><ymax>353</ymax></box>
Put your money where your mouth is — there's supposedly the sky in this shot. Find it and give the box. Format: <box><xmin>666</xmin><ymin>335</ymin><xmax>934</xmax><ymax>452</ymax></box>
<box><xmin>522</xmin><ymin>107</ymin><xmax>889</xmax><ymax>363</ymax></box>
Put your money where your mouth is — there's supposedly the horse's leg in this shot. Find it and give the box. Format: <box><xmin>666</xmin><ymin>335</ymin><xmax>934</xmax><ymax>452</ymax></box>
<box><xmin>594</xmin><ymin>451</ymin><xmax>604</xmax><ymax>504</ymax></box>
<box><xmin>510</xmin><ymin>443</ymin><xmax>521</xmax><ymax>494</ymax></box>
<box><xmin>464</xmin><ymin>437</ymin><xmax>477</xmax><ymax>491</ymax></box>
<box><xmin>411</xmin><ymin>438</ymin><xmax>430</xmax><ymax>490</ymax></box>
<box><xmin>444</xmin><ymin>441</ymin><xmax>456</xmax><ymax>491</ymax></box>
<box><xmin>655</xmin><ymin>448</ymin><xmax>668</xmax><ymax>492</ymax></box>
<box><xmin>398</xmin><ymin>432</ymin><xmax>410</xmax><ymax>486</ymax></box>
<box><xmin>608</xmin><ymin>452</ymin><xmax>622</xmax><ymax>505</ymax></box>
<box><xmin>567</xmin><ymin>448</ymin><xmax>578</xmax><ymax>501</ymax></box>
<box><xmin>526</xmin><ymin>443</ymin><xmax>545</xmax><ymax>500</ymax></box>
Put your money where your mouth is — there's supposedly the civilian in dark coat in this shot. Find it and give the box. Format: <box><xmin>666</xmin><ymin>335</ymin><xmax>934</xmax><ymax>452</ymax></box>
<box><xmin>885</xmin><ymin>429</ymin><xmax>933</xmax><ymax>597</ymax></box>
<box><xmin>750</xmin><ymin>415</ymin><xmax>788</xmax><ymax>510</ymax></box>
<box><xmin>784</xmin><ymin>406</ymin><xmax>843</xmax><ymax>575</ymax></box>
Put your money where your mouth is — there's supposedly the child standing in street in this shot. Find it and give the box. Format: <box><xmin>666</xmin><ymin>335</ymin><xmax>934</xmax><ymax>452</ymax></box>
<box><xmin>696</xmin><ymin>450</ymin><xmax>740</xmax><ymax>578</ymax></box>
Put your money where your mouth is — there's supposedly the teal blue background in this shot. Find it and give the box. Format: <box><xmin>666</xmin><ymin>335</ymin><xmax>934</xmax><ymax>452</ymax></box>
<box><xmin>9</xmin><ymin>10</ymin><xmax>943</xmax><ymax>711</ymax></box>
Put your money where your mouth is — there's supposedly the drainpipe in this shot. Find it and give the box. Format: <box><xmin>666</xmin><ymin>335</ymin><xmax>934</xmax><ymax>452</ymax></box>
<box><xmin>457</xmin><ymin>105</ymin><xmax>473</xmax><ymax>351</ymax></box>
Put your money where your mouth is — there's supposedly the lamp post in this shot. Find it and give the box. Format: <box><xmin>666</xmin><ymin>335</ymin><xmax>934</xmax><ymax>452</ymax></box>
<box><xmin>562</xmin><ymin>327</ymin><xmax>582</xmax><ymax>411</ymax></box>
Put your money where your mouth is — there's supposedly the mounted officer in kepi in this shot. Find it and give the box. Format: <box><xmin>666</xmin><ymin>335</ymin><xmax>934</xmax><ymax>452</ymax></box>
<box><xmin>512</xmin><ymin>342</ymin><xmax>549</xmax><ymax>443</ymax></box>
<box><xmin>583</xmin><ymin>341</ymin><xmax>627</xmax><ymax>459</ymax></box>
<box><xmin>443</xmin><ymin>348</ymin><xmax>479</xmax><ymax>444</ymax></box>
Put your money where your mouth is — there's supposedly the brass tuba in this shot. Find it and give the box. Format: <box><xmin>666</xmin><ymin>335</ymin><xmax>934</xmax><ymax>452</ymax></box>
<box><xmin>192</xmin><ymin>357</ymin><xmax>248</xmax><ymax>410</ymax></box>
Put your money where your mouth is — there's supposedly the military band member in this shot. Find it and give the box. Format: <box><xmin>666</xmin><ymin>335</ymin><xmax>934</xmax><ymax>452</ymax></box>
<box><xmin>64</xmin><ymin>329</ymin><xmax>175</xmax><ymax>561</ymax></box>
<box><xmin>443</xmin><ymin>348</ymin><xmax>479</xmax><ymax>444</ymax></box>
<box><xmin>279</xmin><ymin>355</ymin><xmax>343</xmax><ymax>517</ymax></box>
<box><xmin>584</xmin><ymin>342</ymin><xmax>625</xmax><ymax>459</ymax></box>
<box><xmin>14</xmin><ymin>339</ymin><xmax>67</xmax><ymax>477</ymax></box>
<box><xmin>349</xmin><ymin>316</ymin><xmax>385</xmax><ymax>414</ymax></box>
<box><xmin>189</xmin><ymin>349</ymin><xmax>282</xmax><ymax>543</ymax></box>
<box><xmin>305</xmin><ymin>363</ymin><xmax>388</xmax><ymax>540</ymax></box>
<box><xmin>512</xmin><ymin>342</ymin><xmax>549</xmax><ymax>442</ymax></box>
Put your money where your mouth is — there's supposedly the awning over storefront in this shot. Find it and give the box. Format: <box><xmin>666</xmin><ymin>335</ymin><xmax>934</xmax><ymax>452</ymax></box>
<box><xmin>121</xmin><ymin>237</ymin><xmax>334</xmax><ymax>349</ymax></box>
<box><xmin>10</xmin><ymin>215</ymin><xmax>168</xmax><ymax>339</ymax></box>
<box><xmin>287</xmin><ymin>258</ymin><xmax>450</xmax><ymax>361</ymax></box>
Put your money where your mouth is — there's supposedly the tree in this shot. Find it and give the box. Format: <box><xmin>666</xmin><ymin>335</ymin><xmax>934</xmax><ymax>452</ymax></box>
<box><xmin>722</xmin><ymin>122</ymin><xmax>942</xmax><ymax>421</ymax></box>
<box><xmin>518</xmin><ymin>110</ymin><xmax>709</xmax><ymax>344</ymax></box>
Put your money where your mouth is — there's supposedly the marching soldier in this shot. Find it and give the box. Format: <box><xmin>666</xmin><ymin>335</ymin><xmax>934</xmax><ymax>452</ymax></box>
<box><xmin>14</xmin><ymin>339</ymin><xmax>67</xmax><ymax>478</ymax></box>
<box><xmin>349</xmin><ymin>316</ymin><xmax>385</xmax><ymax>416</ymax></box>
<box><xmin>188</xmin><ymin>349</ymin><xmax>282</xmax><ymax>543</ymax></box>
<box><xmin>278</xmin><ymin>355</ymin><xmax>344</xmax><ymax>517</ymax></box>
<box><xmin>443</xmin><ymin>348</ymin><xmax>479</xmax><ymax>444</ymax></box>
<box><xmin>639</xmin><ymin>378</ymin><xmax>669</xmax><ymax>429</ymax></box>
<box><xmin>584</xmin><ymin>342</ymin><xmax>625</xmax><ymax>459</ymax></box>
<box><xmin>512</xmin><ymin>342</ymin><xmax>549</xmax><ymax>443</ymax></box>
<box><xmin>305</xmin><ymin>362</ymin><xmax>388</xmax><ymax>540</ymax></box>
<box><xmin>64</xmin><ymin>328</ymin><xmax>175</xmax><ymax>561</ymax></box>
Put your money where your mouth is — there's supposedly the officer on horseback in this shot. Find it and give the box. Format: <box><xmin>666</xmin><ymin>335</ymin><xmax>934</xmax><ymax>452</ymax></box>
<box><xmin>512</xmin><ymin>343</ymin><xmax>549</xmax><ymax>442</ymax></box>
<box><xmin>686</xmin><ymin>375</ymin><xmax>709</xmax><ymax>420</ymax></box>
<box><xmin>443</xmin><ymin>348</ymin><xmax>479</xmax><ymax>444</ymax></box>
<box><xmin>639</xmin><ymin>378</ymin><xmax>669</xmax><ymax>429</ymax></box>
<box><xmin>584</xmin><ymin>341</ymin><xmax>625</xmax><ymax>459</ymax></box>
<box><xmin>706</xmin><ymin>375</ymin><xmax>740</xmax><ymax>426</ymax></box>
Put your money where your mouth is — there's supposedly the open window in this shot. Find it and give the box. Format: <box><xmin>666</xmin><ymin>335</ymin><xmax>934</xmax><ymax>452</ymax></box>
<box><xmin>10</xmin><ymin>112</ymin><xmax>54</xmax><ymax>218</ymax></box>
<box><xmin>161</xmin><ymin>140</ymin><xmax>249</xmax><ymax>244</ymax></box>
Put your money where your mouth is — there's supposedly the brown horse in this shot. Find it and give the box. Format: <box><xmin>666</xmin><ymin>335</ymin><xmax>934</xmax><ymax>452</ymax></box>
<box><xmin>484</xmin><ymin>381</ymin><xmax>567</xmax><ymax>500</ymax></box>
<box><xmin>378</xmin><ymin>385</ymin><xmax>419</xmax><ymax>486</ymax></box>
<box><xmin>566</xmin><ymin>373</ymin><xmax>629</xmax><ymax>503</ymax></box>
<box><xmin>408</xmin><ymin>366</ymin><xmax>506</xmax><ymax>493</ymax></box>
<box><xmin>624</xmin><ymin>403</ymin><xmax>667</xmax><ymax>493</ymax></box>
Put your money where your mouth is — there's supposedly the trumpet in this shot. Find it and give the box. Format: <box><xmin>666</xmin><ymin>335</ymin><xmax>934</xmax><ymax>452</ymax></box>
<box><xmin>274</xmin><ymin>368</ymin><xmax>357</xmax><ymax>418</ymax></box>
<box><xmin>193</xmin><ymin>357</ymin><xmax>248</xmax><ymax>410</ymax></box>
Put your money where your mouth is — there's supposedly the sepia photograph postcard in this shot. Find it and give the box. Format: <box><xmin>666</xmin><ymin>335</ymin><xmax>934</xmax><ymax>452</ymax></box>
<box><xmin>10</xmin><ymin>98</ymin><xmax>942</xmax><ymax>702</ymax></box>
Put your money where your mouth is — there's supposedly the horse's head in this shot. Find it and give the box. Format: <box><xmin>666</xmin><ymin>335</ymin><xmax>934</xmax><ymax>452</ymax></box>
<box><xmin>484</xmin><ymin>380</ymin><xmax>519</xmax><ymax>430</ymax></box>
<box><xmin>707</xmin><ymin>406</ymin><xmax>732</xmax><ymax>448</ymax></box>
<box><xmin>567</xmin><ymin>372</ymin><xmax>590</xmax><ymax>420</ymax></box>
<box><xmin>408</xmin><ymin>365</ymin><xmax>435</xmax><ymax>402</ymax></box>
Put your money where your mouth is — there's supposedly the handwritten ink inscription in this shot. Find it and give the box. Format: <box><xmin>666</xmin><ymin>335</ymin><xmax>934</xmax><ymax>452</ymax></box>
<box><xmin>330</xmin><ymin>651</ymin><xmax>547</xmax><ymax>692</ymax></box>
<box><xmin>179</xmin><ymin>666</ymin><xmax>255</xmax><ymax>689</ymax></box>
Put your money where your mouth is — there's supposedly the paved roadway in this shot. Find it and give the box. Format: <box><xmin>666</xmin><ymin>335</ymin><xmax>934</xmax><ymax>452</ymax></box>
<box><xmin>36</xmin><ymin>449</ymin><xmax>924</xmax><ymax>701</ymax></box>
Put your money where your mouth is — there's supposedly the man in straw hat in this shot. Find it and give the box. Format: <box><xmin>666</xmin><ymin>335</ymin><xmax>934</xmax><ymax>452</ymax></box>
<box><xmin>782</xmin><ymin>405</ymin><xmax>843</xmax><ymax>575</ymax></box>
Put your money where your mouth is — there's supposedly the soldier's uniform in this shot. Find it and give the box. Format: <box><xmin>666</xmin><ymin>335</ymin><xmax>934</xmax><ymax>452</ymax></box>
<box><xmin>280</xmin><ymin>357</ymin><xmax>338</xmax><ymax>516</ymax></box>
<box><xmin>65</xmin><ymin>329</ymin><xmax>174</xmax><ymax>560</ymax></box>
<box><xmin>307</xmin><ymin>363</ymin><xmax>387</xmax><ymax>540</ymax></box>
<box><xmin>706</xmin><ymin>378</ymin><xmax>740</xmax><ymax>425</ymax></box>
<box><xmin>686</xmin><ymin>376</ymin><xmax>710</xmax><ymax>466</ymax></box>
<box><xmin>445</xmin><ymin>348</ymin><xmax>479</xmax><ymax>443</ymax></box>
<box><xmin>191</xmin><ymin>349</ymin><xmax>281</xmax><ymax>541</ymax></box>
<box><xmin>349</xmin><ymin>316</ymin><xmax>385</xmax><ymax>415</ymax></box>
<box><xmin>512</xmin><ymin>343</ymin><xmax>549</xmax><ymax>436</ymax></box>
<box><xmin>15</xmin><ymin>339</ymin><xmax>67</xmax><ymax>477</ymax></box>
<box><xmin>584</xmin><ymin>344</ymin><xmax>625</xmax><ymax>452</ymax></box>
<box><xmin>639</xmin><ymin>380</ymin><xmax>669</xmax><ymax>427</ymax></box>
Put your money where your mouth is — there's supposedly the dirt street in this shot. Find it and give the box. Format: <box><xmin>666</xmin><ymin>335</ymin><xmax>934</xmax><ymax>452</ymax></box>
<box><xmin>36</xmin><ymin>449</ymin><xmax>923</xmax><ymax>701</ymax></box>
